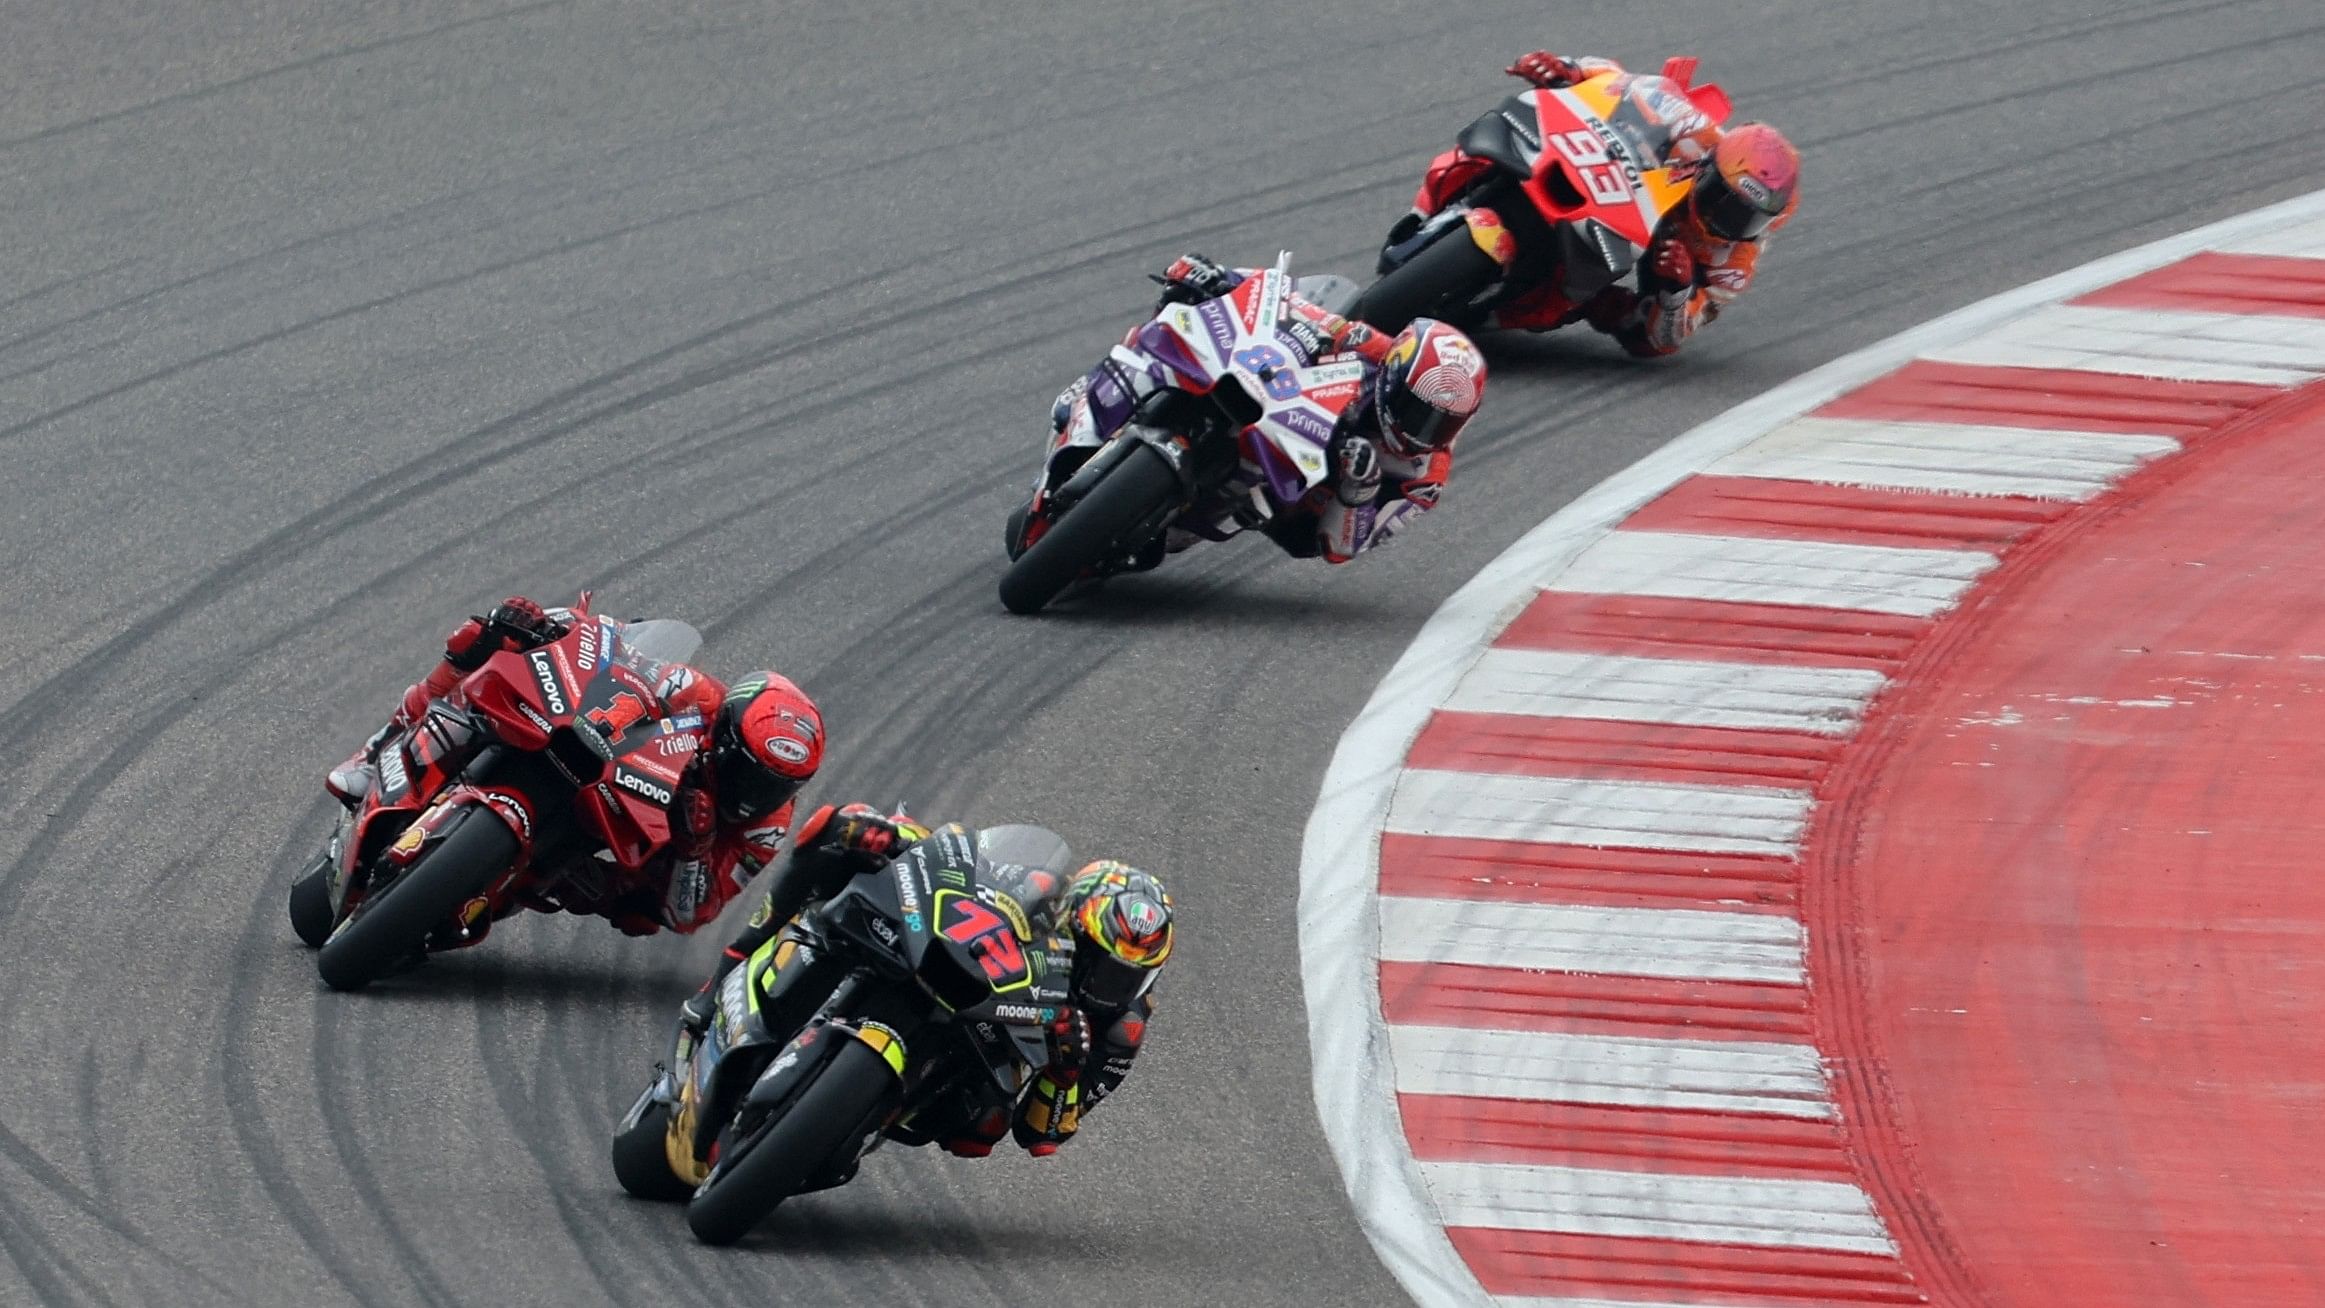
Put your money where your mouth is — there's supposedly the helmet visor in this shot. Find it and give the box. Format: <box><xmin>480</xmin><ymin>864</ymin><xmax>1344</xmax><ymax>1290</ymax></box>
<box><xmin>1075</xmin><ymin>949</ymin><xmax>1158</xmax><ymax>1011</ymax></box>
<box><xmin>714</xmin><ymin>718</ymin><xmax>804</xmax><ymax>822</ymax></box>
<box><xmin>1698</xmin><ymin>175</ymin><xmax>1778</xmax><ymax>241</ymax></box>
<box><xmin>1382</xmin><ymin>383</ymin><xmax>1469</xmax><ymax>455</ymax></box>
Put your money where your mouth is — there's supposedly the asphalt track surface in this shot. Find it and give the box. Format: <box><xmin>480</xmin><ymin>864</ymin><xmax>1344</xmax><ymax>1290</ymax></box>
<box><xmin>2</xmin><ymin>3</ymin><xmax>2321</xmax><ymax>1305</ymax></box>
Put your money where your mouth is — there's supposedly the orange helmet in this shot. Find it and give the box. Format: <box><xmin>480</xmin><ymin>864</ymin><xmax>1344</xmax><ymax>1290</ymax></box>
<box><xmin>1692</xmin><ymin>123</ymin><xmax>1799</xmax><ymax>241</ymax></box>
<box><xmin>709</xmin><ymin>673</ymin><xmax>824</xmax><ymax>823</ymax></box>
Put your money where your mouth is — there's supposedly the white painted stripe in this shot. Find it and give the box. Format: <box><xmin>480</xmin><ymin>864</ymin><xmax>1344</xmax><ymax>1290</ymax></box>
<box><xmin>1304</xmin><ymin>188</ymin><xmax>2325</xmax><ymax>1308</ymax></box>
<box><xmin>2216</xmin><ymin>212</ymin><xmax>2325</xmax><ymax>260</ymax></box>
<box><xmin>1380</xmin><ymin>896</ymin><xmax>1803</xmax><ymax>985</ymax></box>
<box><xmin>1386</xmin><ymin>768</ymin><xmax>1808</xmax><ymax>856</ymax></box>
<box><xmin>1710</xmin><ymin>416</ymin><xmax>2179</xmax><ymax>501</ymax></box>
<box><xmin>1418</xmin><ymin>1158</ymin><xmax>1897</xmax><ymax>1255</ymax></box>
<box><xmin>1921</xmin><ymin>302</ymin><xmax>2325</xmax><ymax>386</ymax></box>
<box><xmin>1444</xmin><ymin>647</ymin><xmax>1884</xmax><ymax>735</ymax></box>
<box><xmin>1551</xmin><ymin>530</ymin><xmax>1994</xmax><ymax>618</ymax></box>
<box><xmin>1389</xmin><ymin>1024</ymin><xmax>1829</xmax><ymax>1118</ymax></box>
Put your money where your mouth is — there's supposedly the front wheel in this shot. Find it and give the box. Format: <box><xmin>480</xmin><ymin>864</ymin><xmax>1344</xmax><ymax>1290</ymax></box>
<box><xmin>1351</xmin><ymin>228</ymin><xmax>1505</xmax><ymax>333</ymax></box>
<box><xmin>287</xmin><ymin>854</ymin><xmax>334</xmax><ymax>949</ymax></box>
<box><xmin>316</xmin><ymin>807</ymin><xmax>517</xmax><ymax>992</ymax></box>
<box><xmin>684</xmin><ymin>1037</ymin><xmax>895</xmax><ymax>1246</ymax></box>
<box><xmin>612</xmin><ymin>1096</ymin><xmax>696</xmax><ymax>1203</ymax></box>
<box><xmin>998</xmin><ymin>441</ymin><xmax>1182</xmax><ymax>615</ymax></box>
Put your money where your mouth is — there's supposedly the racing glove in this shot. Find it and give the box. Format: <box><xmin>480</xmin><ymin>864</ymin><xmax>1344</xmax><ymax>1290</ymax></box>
<box><xmin>1646</xmin><ymin>239</ymin><xmax>1697</xmax><ymax>292</ymax></box>
<box><xmin>1046</xmin><ymin>1010</ymin><xmax>1093</xmax><ymax>1070</ymax></box>
<box><xmin>1328</xmin><ymin>431</ymin><xmax>1383</xmax><ymax>507</ymax></box>
<box><xmin>1507</xmin><ymin>51</ymin><xmax>1585</xmax><ymax>88</ymax></box>
<box><xmin>797</xmin><ymin>802</ymin><xmax>907</xmax><ymax>866</ymax></box>
<box><xmin>444</xmin><ymin>596</ymin><xmax>560</xmax><ymax>671</ymax></box>
<box><xmin>1151</xmin><ymin>253</ymin><xmax>1242</xmax><ymax>309</ymax></box>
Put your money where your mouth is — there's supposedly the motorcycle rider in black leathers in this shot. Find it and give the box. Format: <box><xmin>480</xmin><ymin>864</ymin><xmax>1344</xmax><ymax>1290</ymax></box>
<box><xmin>678</xmin><ymin>805</ymin><xmax>1174</xmax><ymax>1156</ymax></box>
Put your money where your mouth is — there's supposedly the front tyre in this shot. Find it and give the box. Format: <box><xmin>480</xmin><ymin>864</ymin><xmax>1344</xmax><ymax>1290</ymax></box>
<box><xmin>316</xmin><ymin>807</ymin><xmax>517</xmax><ymax>992</ymax></box>
<box><xmin>288</xmin><ymin>854</ymin><xmax>334</xmax><ymax>949</ymax></box>
<box><xmin>998</xmin><ymin>442</ymin><xmax>1182</xmax><ymax>615</ymax></box>
<box><xmin>1351</xmin><ymin>229</ymin><xmax>1504</xmax><ymax>333</ymax></box>
<box><xmin>684</xmin><ymin>1037</ymin><xmax>894</xmax><ymax>1246</ymax></box>
<box><xmin>612</xmin><ymin>1097</ymin><xmax>696</xmax><ymax>1203</ymax></box>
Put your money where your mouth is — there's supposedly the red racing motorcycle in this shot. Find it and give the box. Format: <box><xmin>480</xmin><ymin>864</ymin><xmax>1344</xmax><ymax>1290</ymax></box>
<box><xmin>1352</xmin><ymin>58</ymin><xmax>1732</xmax><ymax>333</ymax></box>
<box><xmin>287</xmin><ymin>596</ymin><xmax>709</xmax><ymax>990</ymax></box>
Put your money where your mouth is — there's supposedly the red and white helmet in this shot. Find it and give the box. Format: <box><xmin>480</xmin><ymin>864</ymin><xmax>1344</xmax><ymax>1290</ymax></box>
<box><xmin>710</xmin><ymin>672</ymin><xmax>824</xmax><ymax>823</ymax></box>
<box><xmin>1373</xmin><ymin>319</ymin><xmax>1486</xmax><ymax>458</ymax></box>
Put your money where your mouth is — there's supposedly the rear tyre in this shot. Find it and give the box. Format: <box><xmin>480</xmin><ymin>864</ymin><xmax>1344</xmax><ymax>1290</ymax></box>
<box><xmin>288</xmin><ymin>855</ymin><xmax>334</xmax><ymax>949</ymax></box>
<box><xmin>1350</xmin><ymin>229</ymin><xmax>1504</xmax><ymax>333</ymax></box>
<box><xmin>685</xmin><ymin>1038</ymin><xmax>893</xmax><ymax>1246</ymax></box>
<box><xmin>612</xmin><ymin>1100</ymin><xmax>697</xmax><ymax>1202</ymax></box>
<box><xmin>998</xmin><ymin>442</ymin><xmax>1181</xmax><ymax>615</ymax></box>
<box><xmin>316</xmin><ymin>809</ymin><xmax>517</xmax><ymax>992</ymax></box>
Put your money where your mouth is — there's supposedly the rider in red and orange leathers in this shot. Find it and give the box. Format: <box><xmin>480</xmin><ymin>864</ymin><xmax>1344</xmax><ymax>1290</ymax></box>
<box><xmin>1008</xmin><ymin>256</ymin><xmax>1487</xmax><ymax>567</ymax></box>
<box><xmin>327</xmin><ymin>596</ymin><xmax>825</xmax><ymax>937</ymax></box>
<box><xmin>1395</xmin><ymin>51</ymin><xmax>1800</xmax><ymax>357</ymax></box>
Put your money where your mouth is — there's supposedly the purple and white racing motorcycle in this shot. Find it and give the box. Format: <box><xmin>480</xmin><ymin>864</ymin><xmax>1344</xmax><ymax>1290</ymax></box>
<box><xmin>997</xmin><ymin>256</ymin><xmax>1365</xmax><ymax>615</ymax></box>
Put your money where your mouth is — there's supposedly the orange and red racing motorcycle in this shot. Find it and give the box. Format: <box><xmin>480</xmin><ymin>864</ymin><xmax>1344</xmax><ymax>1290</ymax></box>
<box><xmin>1352</xmin><ymin>57</ymin><xmax>1732</xmax><ymax>333</ymax></box>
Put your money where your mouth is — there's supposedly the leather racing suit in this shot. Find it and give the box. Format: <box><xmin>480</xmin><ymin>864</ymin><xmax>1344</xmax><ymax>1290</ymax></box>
<box><xmin>684</xmin><ymin>809</ymin><xmax>1154</xmax><ymax>1158</ymax></box>
<box><xmin>328</xmin><ymin>598</ymin><xmax>796</xmax><ymax>936</ymax></box>
<box><xmin>1406</xmin><ymin>54</ymin><xmax>1797</xmax><ymax>356</ymax></box>
<box><xmin>1032</xmin><ymin>262</ymin><xmax>1455</xmax><ymax>565</ymax></box>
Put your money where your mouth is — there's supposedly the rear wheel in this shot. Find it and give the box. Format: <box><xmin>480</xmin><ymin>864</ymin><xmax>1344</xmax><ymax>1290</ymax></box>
<box><xmin>316</xmin><ymin>808</ymin><xmax>517</xmax><ymax>992</ymax></box>
<box><xmin>612</xmin><ymin>1098</ymin><xmax>696</xmax><ymax>1202</ymax></box>
<box><xmin>998</xmin><ymin>442</ymin><xmax>1182</xmax><ymax>615</ymax></box>
<box><xmin>287</xmin><ymin>854</ymin><xmax>334</xmax><ymax>949</ymax></box>
<box><xmin>1351</xmin><ymin>228</ymin><xmax>1505</xmax><ymax>333</ymax></box>
<box><xmin>684</xmin><ymin>1037</ymin><xmax>894</xmax><ymax>1246</ymax></box>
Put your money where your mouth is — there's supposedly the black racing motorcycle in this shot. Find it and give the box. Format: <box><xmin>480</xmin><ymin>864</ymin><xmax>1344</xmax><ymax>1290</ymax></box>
<box><xmin>612</xmin><ymin>823</ymin><xmax>1076</xmax><ymax>1245</ymax></box>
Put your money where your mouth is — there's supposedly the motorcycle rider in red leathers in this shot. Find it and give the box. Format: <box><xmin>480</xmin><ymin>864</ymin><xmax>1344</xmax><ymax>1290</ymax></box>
<box><xmin>1392</xmin><ymin>51</ymin><xmax>1801</xmax><ymax>357</ymax></box>
<box><xmin>1006</xmin><ymin>255</ymin><xmax>1487</xmax><ymax>568</ymax></box>
<box><xmin>327</xmin><ymin>596</ymin><xmax>825</xmax><ymax>937</ymax></box>
<box><xmin>679</xmin><ymin>807</ymin><xmax>1175</xmax><ymax>1160</ymax></box>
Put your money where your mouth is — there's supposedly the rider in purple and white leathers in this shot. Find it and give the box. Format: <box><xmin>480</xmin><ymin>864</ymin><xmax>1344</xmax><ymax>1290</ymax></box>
<box><xmin>1007</xmin><ymin>255</ymin><xmax>1489</xmax><ymax>566</ymax></box>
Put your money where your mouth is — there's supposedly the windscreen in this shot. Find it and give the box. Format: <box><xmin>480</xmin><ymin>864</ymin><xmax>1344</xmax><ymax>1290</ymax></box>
<box><xmin>977</xmin><ymin>825</ymin><xmax>1075</xmax><ymax>880</ymax></box>
<box><xmin>615</xmin><ymin>618</ymin><xmax>703</xmax><ymax>665</ymax></box>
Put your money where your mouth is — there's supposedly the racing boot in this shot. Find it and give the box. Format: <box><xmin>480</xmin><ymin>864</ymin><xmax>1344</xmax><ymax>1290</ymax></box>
<box><xmin>325</xmin><ymin>721</ymin><xmax>400</xmax><ymax>808</ymax></box>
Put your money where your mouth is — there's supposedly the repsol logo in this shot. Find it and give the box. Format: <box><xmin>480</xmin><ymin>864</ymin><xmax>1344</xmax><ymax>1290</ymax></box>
<box><xmin>614</xmin><ymin>769</ymin><xmax>672</xmax><ymax>805</ymax></box>
<box><xmin>530</xmin><ymin>652</ymin><xmax>568</xmax><ymax>715</ymax></box>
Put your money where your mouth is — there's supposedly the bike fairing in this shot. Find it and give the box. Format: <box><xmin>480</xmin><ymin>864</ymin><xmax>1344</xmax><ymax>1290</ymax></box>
<box><xmin>1379</xmin><ymin>53</ymin><xmax>1796</xmax><ymax>356</ymax></box>
<box><xmin>1035</xmin><ymin>260</ymin><xmax>1460</xmax><ymax>565</ymax></box>
<box><xmin>631</xmin><ymin>823</ymin><xmax>1160</xmax><ymax>1226</ymax></box>
<box><xmin>316</xmin><ymin>598</ymin><xmax>810</xmax><ymax>956</ymax></box>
